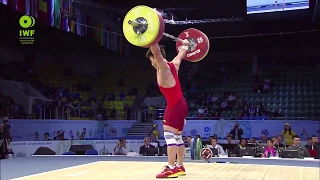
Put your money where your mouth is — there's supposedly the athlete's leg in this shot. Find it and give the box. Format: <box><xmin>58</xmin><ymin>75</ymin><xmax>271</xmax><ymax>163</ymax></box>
<box><xmin>156</xmin><ymin>127</ymin><xmax>179</xmax><ymax>178</ymax></box>
<box><xmin>175</xmin><ymin>133</ymin><xmax>185</xmax><ymax>166</ymax></box>
<box><xmin>175</xmin><ymin>118</ymin><xmax>186</xmax><ymax>175</ymax></box>
<box><xmin>164</xmin><ymin>130</ymin><xmax>178</xmax><ymax>167</ymax></box>
<box><xmin>176</xmin><ymin>119</ymin><xmax>187</xmax><ymax>166</ymax></box>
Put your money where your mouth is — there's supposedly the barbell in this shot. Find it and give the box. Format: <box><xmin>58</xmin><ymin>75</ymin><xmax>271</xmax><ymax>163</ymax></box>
<box><xmin>122</xmin><ymin>5</ymin><xmax>210</xmax><ymax>62</ymax></box>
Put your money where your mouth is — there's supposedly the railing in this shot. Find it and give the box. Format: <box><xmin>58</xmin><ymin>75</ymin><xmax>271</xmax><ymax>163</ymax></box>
<box><xmin>39</xmin><ymin>107</ymin><xmax>71</xmax><ymax>120</ymax></box>
<box><xmin>37</xmin><ymin>107</ymin><xmax>128</xmax><ymax>120</ymax></box>
<box><xmin>153</xmin><ymin>108</ymin><xmax>320</xmax><ymax>121</ymax></box>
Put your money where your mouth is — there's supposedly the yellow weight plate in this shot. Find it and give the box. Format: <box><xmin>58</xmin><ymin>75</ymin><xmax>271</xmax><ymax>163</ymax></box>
<box><xmin>123</xmin><ymin>5</ymin><xmax>161</xmax><ymax>47</ymax></box>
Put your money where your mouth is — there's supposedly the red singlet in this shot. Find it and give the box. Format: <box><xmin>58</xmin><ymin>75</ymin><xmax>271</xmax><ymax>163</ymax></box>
<box><xmin>158</xmin><ymin>62</ymin><xmax>188</xmax><ymax>131</ymax></box>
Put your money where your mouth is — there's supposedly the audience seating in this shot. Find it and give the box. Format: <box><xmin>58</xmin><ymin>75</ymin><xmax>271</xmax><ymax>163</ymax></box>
<box><xmin>187</xmin><ymin>63</ymin><xmax>320</xmax><ymax>120</ymax></box>
<box><xmin>31</xmin><ymin>62</ymin><xmax>154</xmax><ymax>120</ymax></box>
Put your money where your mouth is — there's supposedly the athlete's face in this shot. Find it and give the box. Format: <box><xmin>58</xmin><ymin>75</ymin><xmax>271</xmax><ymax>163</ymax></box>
<box><xmin>149</xmin><ymin>56</ymin><xmax>158</xmax><ymax>69</ymax></box>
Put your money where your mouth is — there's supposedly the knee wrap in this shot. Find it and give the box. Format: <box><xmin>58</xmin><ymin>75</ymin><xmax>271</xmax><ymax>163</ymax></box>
<box><xmin>174</xmin><ymin>134</ymin><xmax>184</xmax><ymax>146</ymax></box>
<box><xmin>164</xmin><ymin>131</ymin><xmax>177</xmax><ymax>146</ymax></box>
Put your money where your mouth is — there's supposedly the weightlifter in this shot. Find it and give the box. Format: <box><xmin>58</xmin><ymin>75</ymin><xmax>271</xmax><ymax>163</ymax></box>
<box><xmin>146</xmin><ymin>41</ymin><xmax>190</xmax><ymax>178</ymax></box>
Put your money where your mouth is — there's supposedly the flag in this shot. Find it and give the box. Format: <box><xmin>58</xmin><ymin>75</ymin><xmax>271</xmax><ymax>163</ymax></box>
<box><xmin>16</xmin><ymin>0</ymin><xmax>26</xmax><ymax>14</ymax></box>
<box><xmin>114</xmin><ymin>34</ymin><xmax>118</xmax><ymax>52</ymax></box>
<box><xmin>92</xmin><ymin>18</ymin><xmax>98</xmax><ymax>43</ymax></box>
<box><xmin>53</xmin><ymin>0</ymin><xmax>61</xmax><ymax>28</ymax></box>
<box><xmin>74</xmin><ymin>8</ymin><xmax>82</xmax><ymax>36</ymax></box>
<box><xmin>68</xmin><ymin>0</ymin><xmax>75</xmax><ymax>33</ymax></box>
<box><xmin>48</xmin><ymin>0</ymin><xmax>54</xmax><ymax>26</ymax></box>
<box><xmin>97</xmin><ymin>22</ymin><xmax>104</xmax><ymax>46</ymax></box>
<box><xmin>108</xmin><ymin>33</ymin><xmax>118</xmax><ymax>52</ymax></box>
<box><xmin>103</xmin><ymin>25</ymin><xmax>110</xmax><ymax>48</ymax></box>
<box><xmin>38</xmin><ymin>0</ymin><xmax>48</xmax><ymax>24</ymax></box>
<box><xmin>86</xmin><ymin>16</ymin><xmax>96</xmax><ymax>40</ymax></box>
<box><xmin>29</xmin><ymin>0</ymin><xmax>39</xmax><ymax>18</ymax></box>
<box><xmin>26</xmin><ymin>0</ymin><xmax>30</xmax><ymax>15</ymax></box>
<box><xmin>60</xmin><ymin>0</ymin><xmax>69</xmax><ymax>32</ymax></box>
<box><xmin>120</xmin><ymin>36</ymin><xmax>127</xmax><ymax>55</ymax></box>
<box><xmin>7</xmin><ymin>0</ymin><xmax>16</xmax><ymax>10</ymax></box>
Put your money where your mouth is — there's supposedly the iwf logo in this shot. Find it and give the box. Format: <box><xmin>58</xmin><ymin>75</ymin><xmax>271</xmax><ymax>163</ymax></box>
<box><xmin>19</xmin><ymin>15</ymin><xmax>35</xmax><ymax>45</ymax></box>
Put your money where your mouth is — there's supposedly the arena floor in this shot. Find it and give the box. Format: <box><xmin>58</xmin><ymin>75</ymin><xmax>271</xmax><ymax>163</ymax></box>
<box><xmin>1</xmin><ymin>156</ymin><xmax>319</xmax><ymax>180</ymax></box>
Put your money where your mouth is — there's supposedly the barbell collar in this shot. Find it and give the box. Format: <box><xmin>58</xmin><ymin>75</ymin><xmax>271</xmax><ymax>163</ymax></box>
<box><xmin>128</xmin><ymin>20</ymin><xmax>141</xmax><ymax>28</ymax></box>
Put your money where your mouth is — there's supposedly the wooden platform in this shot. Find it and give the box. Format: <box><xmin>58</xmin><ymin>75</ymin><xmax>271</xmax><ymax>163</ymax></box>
<box><xmin>13</xmin><ymin>161</ymin><xmax>319</xmax><ymax>180</ymax></box>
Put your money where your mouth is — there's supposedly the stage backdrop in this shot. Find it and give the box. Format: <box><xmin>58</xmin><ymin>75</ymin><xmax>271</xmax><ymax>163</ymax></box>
<box><xmin>9</xmin><ymin>120</ymin><xmax>136</xmax><ymax>141</ymax></box>
<box><xmin>154</xmin><ymin>120</ymin><xmax>320</xmax><ymax>140</ymax></box>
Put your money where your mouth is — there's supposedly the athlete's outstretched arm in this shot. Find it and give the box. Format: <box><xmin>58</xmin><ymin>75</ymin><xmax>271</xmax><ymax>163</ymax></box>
<box><xmin>150</xmin><ymin>44</ymin><xmax>167</xmax><ymax>68</ymax></box>
<box><xmin>172</xmin><ymin>49</ymin><xmax>187</xmax><ymax>68</ymax></box>
<box><xmin>172</xmin><ymin>39</ymin><xmax>190</xmax><ymax>68</ymax></box>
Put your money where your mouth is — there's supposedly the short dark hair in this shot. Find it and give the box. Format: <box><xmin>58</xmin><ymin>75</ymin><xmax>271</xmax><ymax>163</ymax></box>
<box><xmin>311</xmin><ymin>135</ymin><xmax>318</xmax><ymax>138</ymax></box>
<box><xmin>146</xmin><ymin>45</ymin><xmax>166</xmax><ymax>59</ymax></box>
<box><xmin>240</xmin><ymin>138</ymin><xmax>247</xmax><ymax>144</ymax></box>
<box><xmin>211</xmin><ymin>137</ymin><xmax>218</xmax><ymax>142</ymax></box>
<box><xmin>292</xmin><ymin>135</ymin><xmax>300</xmax><ymax>140</ymax></box>
<box><xmin>267</xmin><ymin>138</ymin><xmax>273</xmax><ymax>143</ymax></box>
<box><xmin>44</xmin><ymin>133</ymin><xmax>49</xmax><ymax>136</ymax></box>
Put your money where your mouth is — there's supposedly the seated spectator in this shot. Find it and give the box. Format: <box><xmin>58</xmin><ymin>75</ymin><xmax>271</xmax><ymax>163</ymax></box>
<box><xmin>53</xmin><ymin>131</ymin><xmax>61</xmax><ymax>140</ymax></box>
<box><xmin>249</xmin><ymin>137</ymin><xmax>257</xmax><ymax>144</ymax></box>
<box><xmin>263</xmin><ymin>139</ymin><xmax>276</xmax><ymax>158</ymax></box>
<box><xmin>208</xmin><ymin>137</ymin><xmax>226</xmax><ymax>155</ymax></box>
<box><xmin>228</xmin><ymin>93</ymin><xmax>236</xmax><ymax>101</ymax></box>
<box><xmin>198</xmin><ymin>106</ymin><xmax>205</xmax><ymax>115</ymax></box>
<box><xmin>43</xmin><ymin>133</ymin><xmax>51</xmax><ymax>141</ymax></box>
<box><xmin>150</xmin><ymin>134</ymin><xmax>160</xmax><ymax>147</ymax></box>
<box><xmin>212</xmin><ymin>94</ymin><xmax>219</xmax><ymax>103</ymax></box>
<box><xmin>286</xmin><ymin>135</ymin><xmax>310</xmax><ymax>158</ymax></box>
<box><xmin>259</xmin><ymin>134</ymin><xmax>268</xmax><ymax>144</ymax></box>
<box><xmin>305</xmin><ymin>138</ymin><xmax>316</xmax><ymax>150</ymax></box>
<box><xmin>139</xmin><ymin>137</ymin><xmax>157</xmax><ymax>156</ymax></box>
<box><xmin>220</xmin><ymin>100</ymin><xmax>228</xmax><ymax>111</ymax></box>
<box><xmin>59</xmin><ymin>133</ymin><xmax>67</xmax><ymax>140</ymax></box>
<box><xmin>261</xmin><ymin>113</ymin><xmax>268</xmax><ymax>120</ymax></box>
<box><xmin>226</xmin><ymin>135</ymin><xmax>233</xmax><ymax>144</ymax></box>
<box><xmin>272</xmin><ymin>136</ymin><xmax>285</xmax><ymax>148</ymax></box>
<box><xmin>233</xmin><ymin>138</ymin><xmax>247</xmax><ymax>156</ymax></box>
<box><xmin>114</xmin><ymin>139</ymin><xmax>128</xmax><ymax>155</ymax></box>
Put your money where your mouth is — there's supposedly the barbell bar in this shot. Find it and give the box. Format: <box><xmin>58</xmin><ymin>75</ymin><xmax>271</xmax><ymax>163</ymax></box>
<box><xmin>128</xmin><ymin>20</ymin><xmax>185</xmax><ymax>43</ymax></box>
